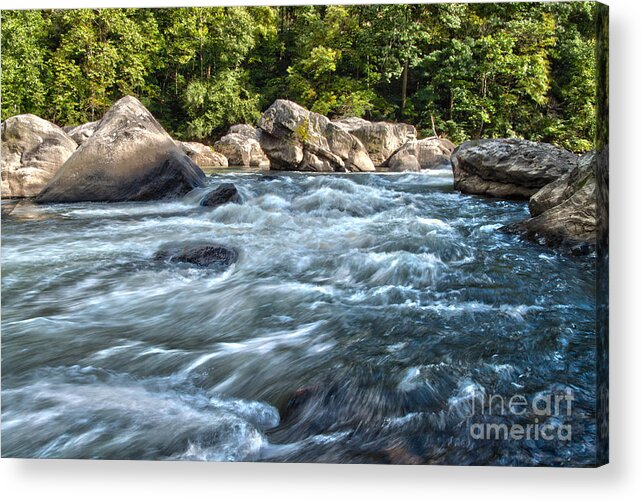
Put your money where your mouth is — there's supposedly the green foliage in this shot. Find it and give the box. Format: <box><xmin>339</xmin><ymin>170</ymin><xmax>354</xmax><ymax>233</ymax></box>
<box><xmin>184</xmin><ymin>69</ymin><xmax>261</xmax><ymax>139</ymax></box>
<box><xmin>1</xmin><ymin>4</ymin><xmax>599</xmax><ymax>151</ymax></box>
<box><xmin>46</xmin><ymin>9</ymin><xmax>161</xmax><ymax>124</ymax></box>
<box><xmin>294</xmin><ymin>115</ymin><xmax>311</xmax><ymax>143</ymax></box>
<box><xmin>1</xmin><ymin>10</ymin><xmax>50</xmax><ymax>119</ymax></box>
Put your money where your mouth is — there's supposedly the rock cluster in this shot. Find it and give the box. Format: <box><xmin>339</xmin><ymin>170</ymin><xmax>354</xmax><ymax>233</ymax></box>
<box><xmin>214</xmin><ymin>125</ymin><xmax>269</xmax><ymax>167</ymax></box>
<box><xmin>503</xmin><ymin>152</ymin><xmax>597</xmax><ymax>253</ymax></box>
<box><xmin>332</xmin><ymin>117</ymin><xmax>417</xmax><ymax>167</ymax></box>
<box><xmin>258</xmin><ymin>100</ymin><xmax>375</xmax><ymax>172</ymax></box>
<box><xmin>385</xmin><ymin>137</ymin><xmax>456</xmax><ymax>172</ymax></box>
<box><xmin>178</xmin><ymin>141</ymin><xmax>228</xmax><ymax>167</ymax></box>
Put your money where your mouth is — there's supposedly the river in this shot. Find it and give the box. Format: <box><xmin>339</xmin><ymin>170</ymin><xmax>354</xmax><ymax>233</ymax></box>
<box><xmin>1</xmin><ymin>168</ymin><xmax>598</xmax><ymax>465</ymax></box>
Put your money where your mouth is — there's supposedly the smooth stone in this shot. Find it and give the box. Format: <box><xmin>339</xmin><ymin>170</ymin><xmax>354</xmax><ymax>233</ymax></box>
<box><xmin>66</xmin><ymin>121</ymin><xmax>98</xmax><ymax>145</ymax></box>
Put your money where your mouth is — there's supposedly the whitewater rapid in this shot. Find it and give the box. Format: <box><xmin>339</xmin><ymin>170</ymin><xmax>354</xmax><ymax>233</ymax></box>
<box><xmin>1</xmin><ymin>169</ymin><xmax>597</xmax><ymax>464</ymax></box>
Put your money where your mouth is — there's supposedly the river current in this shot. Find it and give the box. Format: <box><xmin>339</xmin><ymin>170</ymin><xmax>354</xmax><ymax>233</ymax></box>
<box><xmin>1</xmin><ymin>168</ymin><xmax>597</xmax><ymax>465</ymax></box>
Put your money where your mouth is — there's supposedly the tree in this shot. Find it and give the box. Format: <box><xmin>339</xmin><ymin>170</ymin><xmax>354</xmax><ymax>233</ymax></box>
<box><xmin>1</xmin><ymin>10</ymin><xmax>50</xmax><ymax>120</ymax></box>
<box><xmin>47</xmin><ymin>9</ymin><xmax>161</xmax><ymax>124</ymax></box>
<box><xmin>1</xmin><ymin>4</ymin><xmax>598</xmax><ymax>152</ymax></box>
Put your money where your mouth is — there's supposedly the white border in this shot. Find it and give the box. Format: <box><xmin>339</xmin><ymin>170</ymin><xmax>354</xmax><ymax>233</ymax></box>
<box><xmin>1</xmin><ymin>1</ymin><xmax>641</xmax><ymax>499</ymax></box>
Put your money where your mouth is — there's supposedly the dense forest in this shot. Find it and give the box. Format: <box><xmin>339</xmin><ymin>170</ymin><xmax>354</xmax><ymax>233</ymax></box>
<box><xmin>1</xmin><ymin>2</ymin><xmax>598</xmax><ymax>152</ymax></box>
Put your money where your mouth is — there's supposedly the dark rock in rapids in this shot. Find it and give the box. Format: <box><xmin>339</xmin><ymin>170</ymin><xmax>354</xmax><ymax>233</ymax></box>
<box><xmin>153</xmin><ymin>243</ymin><xmax>239</xmax><ymax>269</ymax></box>
<box><xmin>200</xmin><ymin>183</ymin><xmax>241</xmax><ymax>207</ymax></box>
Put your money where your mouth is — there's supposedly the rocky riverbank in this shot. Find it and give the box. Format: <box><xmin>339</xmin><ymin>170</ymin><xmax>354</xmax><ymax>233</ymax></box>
<box><xmin>1</xmin><ymin>95</ymin><xmax>601</xmax><ymax>253</ymax></box>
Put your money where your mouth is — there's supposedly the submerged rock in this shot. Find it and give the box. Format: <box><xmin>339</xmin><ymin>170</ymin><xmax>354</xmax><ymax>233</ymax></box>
<box><xmin>1</xmin><ymin>114</ymin><xmax>78</xmax><ymax>198</ymax></box>
<box><xmin>179</xmin><ymin>141</ymin><xmax>228</xmax><ymax>167</ymax></box>
<box><xmin>332</xmin><ymin>117</ymin><xmax>416</xmax><ymax>167</ymax></box>
<box><xmin>1</xmin><ymin>199</ymin><xmax>20</xmax><ymax>216</ymax></box>
<box><xmin>36</xmin><ymin>96</ymin><xmax>206</xmax><ymax>203</ymax></box>
<box><xmin>66</xmin><ymin>121</ymin><xmax>98</xmax><ymax>145</ymax></box>
<box><xmin>503</xmin><ymin>152</ymin><xmax>596</xmax><ymax>253</ymax></box>
<box><xmin>214</xmin><ymin>125</ymin><xmax>268</xmax><ymax>167</ymax></box>
<box><xmin>153</xmin><ymin>242</ymin><xmax>239</xmax><ymax>269</ymax></box>
<box><xmin>384</xmin><ymin>137</ymin><xmax>456</xmax><ymax>172</ymax></box>
<box><xmin>258</xmin><ymin>100</ymin><xmax>375</xmax><ymax>172</ymax></box>
<box><xmin>452</xmin><ymin>138</ymin><xmax>577</xmax><ymax>199</ymax></box>
<box><xmin>200</xmin><ymin>183</ymin><xmax>241</xmax><ymax>207</ymax></box>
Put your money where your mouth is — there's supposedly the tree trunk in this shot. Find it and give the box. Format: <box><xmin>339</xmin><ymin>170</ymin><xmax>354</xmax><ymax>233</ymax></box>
<box><xmin>401</xmin><ymin>59</ymin><xmax>409</xmax><ymax>119</ymax></box>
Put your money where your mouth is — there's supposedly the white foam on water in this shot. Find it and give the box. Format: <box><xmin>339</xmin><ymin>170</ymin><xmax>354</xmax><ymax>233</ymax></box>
<box><xmin>179</xmin><ymin>321</ymin><xmax>327</xmax><ymax>377</ymax></box>
<box><xmin>1</xmin><ymin>372</ymin><xmax>279</xmax><ymax>461</ymax></box>
<box><xmin>2</xmin><ymin>171</ymin><xmax>598</xmax><ymax>463</ymax></box>
<box><xmin>447</xmin><ymin>378</ymin><xmax>486</xmax><ymax>419</ymax></box>
<box><xmin>417</xmin><ymin>217</ymin><xmax>455</xmax><ymax>231</ymax></box>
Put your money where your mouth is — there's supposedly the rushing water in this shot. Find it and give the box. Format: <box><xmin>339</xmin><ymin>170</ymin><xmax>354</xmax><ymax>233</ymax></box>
<box><xmin>1</xmin><ymin>168</ymin><xmax>597</xmax><ymax>465</ymax></box>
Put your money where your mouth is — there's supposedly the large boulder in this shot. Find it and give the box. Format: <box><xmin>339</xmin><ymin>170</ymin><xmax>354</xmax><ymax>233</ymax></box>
<box><xmin>384</xmin><ymin>137</ymin><xmax>456</xmax><ymax>172</ymax></box>
<box><xmin>66</xmin><ymin>121</ymin><xmax>98</xmax><ymax>145</ymax></box>
<box><xmin>1</xmin><ymin>114</ymin><xmax>78</xmax><ymax>198</ymax></box>
<box><xmin>258</xmin><ymin>100</ymin><xmax>375</xmax><ymax>172</ymax></box>
<box><xmin>451</xmin><ymin>138</ymin><xmax>578</xmax><ymax>199</ymax></box>
<box><xmin>332</xmin><ymin>117</ymin><xmax>416</xmax><ymax>166</ymax></box>
<box><xmin>36</xmin><ymin>96</ymin><xmax>206</xmax><ymax>203</ymax></box>
<box><xmin>214</xmin><ymin>125</ymin><xmax>268</xmax><ymax>167</ymax></box>
<box><xmin>503</xmin><ymin>152</ymin><xmax>596</xmax><ymax>253</ymax></box>
<box><xmin>179</xmin><ymin>141</ymin><xmax>228</xmax><ymax>167</ymax></box>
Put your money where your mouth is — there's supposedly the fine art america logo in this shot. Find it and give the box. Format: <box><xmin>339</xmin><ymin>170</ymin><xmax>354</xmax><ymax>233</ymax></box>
<box><xmin>467</xmin><ymin>390</ymin><xmax>574</xmax><ymax>442</ymax></box>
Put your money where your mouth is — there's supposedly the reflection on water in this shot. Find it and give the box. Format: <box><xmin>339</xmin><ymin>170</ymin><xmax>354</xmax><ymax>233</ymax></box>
<box><xmin>1</xmin><ymin>169</ymin><xmax>597</xmax><ymax>465</ymax></box>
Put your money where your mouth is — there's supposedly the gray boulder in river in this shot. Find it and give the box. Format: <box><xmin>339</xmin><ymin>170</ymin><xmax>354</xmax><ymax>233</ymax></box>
<box><xmin>503</xmin><ymin>151</ymin><xmax>596</xmax><ymax>253</ymax></box>
<box><xmin>451</xmin><ymin>138</ymin><xmax>578</xmax><ymax>199</ymax></box>
<box><xmin>214</xmin><ymin>124</ymin><xmax>268</xmax><ymax>167</ymax></box>
<box><xmin>36</xmin><ymin>96</ymin><xmax>206</xmax><ymax>203</ymax></box>
<box><xmin>384</xmin><ymin>137</ymin><xmax>456</xmax><ymax>172</ymax></box>
<box><xmin>1</xmin><ymin>114</ymin><xmax>78</xmax><ymax>198</ymax></box>
<box><xmin>332</xmin><ymin>117</ymin><xmax>416</xmax><ymax>167</ymax></box>
<box><xmin>258</xmin><ymin>100</ymin><xmax>375</xmax><ymax>172</ymax></box>
<box><xmin>178</xmin><ymin>141</ymin><xmax>228</xmax><ymax>167</ymax></box>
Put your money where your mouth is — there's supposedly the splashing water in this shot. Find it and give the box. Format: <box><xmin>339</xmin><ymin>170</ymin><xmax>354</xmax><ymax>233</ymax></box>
<box><xmin>1</xmin><ymin>169</ymin><xmax>597</xmax><ymax>465</ymax></box>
